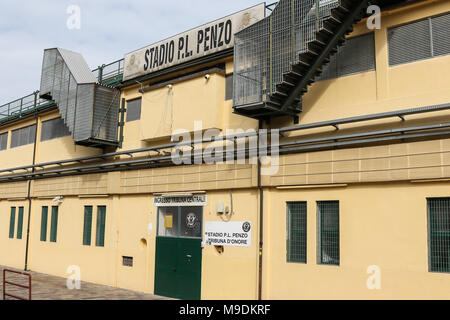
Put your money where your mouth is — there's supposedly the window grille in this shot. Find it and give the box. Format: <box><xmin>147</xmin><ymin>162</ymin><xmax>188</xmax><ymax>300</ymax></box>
<box><xmin>0</xmin><ymin>132</ymin><xmax>8</xmax><ymax>151</ymax></box>
<box><xmin>287</xmin><ymin>202</ymin><xmax>307</xmax><ymax>263</ymax></box>
<box><xmin>41</xmin><ymin>118</ymin><xmax>70</xmax><ymax>142</ymax></box>
<box><xmin>83</xmin><ymin>206</ymin><xmax>93</xmax><ymax>246</ymax></box>
<box><xmin>225</xmin><ymin>74</ymin><xmax>233</xmax><ymax>101</ymax></box>
<box><xmin>10</xmin><ymin>124</ymin><xmax>36</xmax><ymax>148</ymax></box>
<box><xmin>317</xmin><ymin>201</ymin><xmax>340</xmax><ymax>266</ymax></box>
<box><xmin>428</xmin><ymin>198</ymin><xmax>450</xmax><ymax>273</ymax></box>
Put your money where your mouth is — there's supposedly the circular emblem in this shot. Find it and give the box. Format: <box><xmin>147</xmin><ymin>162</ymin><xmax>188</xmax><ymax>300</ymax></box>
<box><xmin>186</xmin><ymin>213</ymin><xmax>197</xmax><ymax>229</ymax></box>
<box><xmin>242</xmin><ymin>222</ymin><xmax>251</xmax><ymax>233</ymax></box>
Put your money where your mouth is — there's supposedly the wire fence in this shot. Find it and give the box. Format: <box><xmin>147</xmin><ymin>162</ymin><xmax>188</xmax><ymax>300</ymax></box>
<box><xmin>233</xmin><ymin>0</ymin><xmax>340</xmax><ymax>107</ymax></box>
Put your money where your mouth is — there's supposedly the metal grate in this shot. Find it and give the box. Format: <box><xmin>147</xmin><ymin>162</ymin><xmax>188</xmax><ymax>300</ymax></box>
<box><xmin>431</xmin><ymin>13</ymin><xmax>450</xmax><ymax>58</ymax></box>
<box><xmin>126</xmin><ymin>98</ymin><xmax>142</xmax><ymax>122</ymax></box>
<box><xmin>0</xmin><ymin>132</ymin><xmax>8</xmax><ymax>151</ymax></box>
<box><xmin>40</xmin><ymin>117</ymin><xmax>71</xmax><ymax>142</ymax></box>
<box><xmin>428</xmin><ymin>198</ymin><xmax>450</xmax><ymax>273</ymax></box>
<box><xmin>122</xmin><ymin>256</ymin><xmax>133</xmax><ymax>267</ymax></box>
<box><xmin>388</xmin><ymin>12</ymin><xmax>450</xmax><ymax>66</ymax></box>
<box><xmin>318</xmin><ymin>32</ymin><xmax>375</xmax><ymax>81</ymax></box>
<box><xmin>286</xmin><ymin>202</ymin><xmax>307</xmax><ymax>263</ymax></box>
<box><xmin>317</xmin><ymin>201</ymin><xmax>339</xmax><ymax>266</ymax></box>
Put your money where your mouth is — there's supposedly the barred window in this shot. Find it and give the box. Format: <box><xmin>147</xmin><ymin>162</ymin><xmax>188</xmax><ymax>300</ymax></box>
<box><xmin>428</xmin><ymin>198</ymin><xmax>450</xmax><ymax>273</ymax></box>
<box><xmin>388</xmin><ymin>13</ymin><xmax>450</xmax><ymax>66</ymax></box>
<box><xmin>10</xmin><ymin>124</ymin><xmax>36</xmax><ymax>148</ymax></box>
<box><xmin>225</xmin><ymin>74</ymin><xmax>233</xmax><ymax>101</ymax></box>
<box><xmin>318</xmin><ymin>32</ymin><xmax>375</xmax><ymax>81</ymax></box>
<box><xmin>41</xmin><ymin>117</ymin><xmax>70</xmax><ymax>142</ymax></box>
<box><xmin>0</xmin><ymin>132</ymin><xmax>8</xmax><ymax>151</ymax></box>
<box><xmin>126</xmin><ymin>98</ymin><xmax>141</xmax><ymax>122</ymax></box>
<box><xmin>317</xmin><ymin>201</ymin><xmax>340</xmax><ymax>266</ymax></box>
<box><xmin>286</xmin><ymin>202</ymin><xmax>307</xmax><ymax>263</ymax></box>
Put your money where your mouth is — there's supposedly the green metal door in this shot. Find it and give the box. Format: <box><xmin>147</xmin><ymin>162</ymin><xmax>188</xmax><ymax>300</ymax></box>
<box><xmin>154</xmin><ymin>206</ymin><xmax>202</xmax><ymax>300</ymax></box>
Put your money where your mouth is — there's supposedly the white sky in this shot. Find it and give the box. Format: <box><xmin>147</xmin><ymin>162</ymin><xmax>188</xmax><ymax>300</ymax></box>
<box><xmin>0</xmin><ymin>0</ymin><xmax>266</xmax><ymax>104</ymax></box>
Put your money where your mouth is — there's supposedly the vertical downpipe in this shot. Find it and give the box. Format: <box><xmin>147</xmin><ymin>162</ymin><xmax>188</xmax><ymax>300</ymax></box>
<box><xmin>118</xmin><ymin>98</ymin><xmax>126</xmax><ymax>148</ymax></box>
<box><xmin>257</xmin><ymin>120</ymin><xmax>264</xmax><ymax>300</ymax></box>
<box><xmin>24</xmin><ymin>91</ymin><xmax>39</xmax><ymax>271</ymax></box>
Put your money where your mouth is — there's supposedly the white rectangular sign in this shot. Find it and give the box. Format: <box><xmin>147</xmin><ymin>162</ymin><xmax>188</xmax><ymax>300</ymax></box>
<box><xmin>123</xmin><ymin>3</ymin><xmax>265</xmax><ymax>81</ymax></box>
<box><xmin>153</xmin><ymin>194</ymin><xmax>207</xmax><ymax>207</ymax></box>
<box><xmin>204</xmin><ymin>221</ymin><xmax>252</xmax><ymax>247</ymax></box>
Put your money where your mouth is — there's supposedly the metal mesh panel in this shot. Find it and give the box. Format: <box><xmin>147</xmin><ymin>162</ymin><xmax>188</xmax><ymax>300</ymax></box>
<box><xmin>428</xmin><ymin>198</ymin><xmax>450</xmax><ymax>273</ymax></box>
<box><xmin>126</xmin><ymin>98</ymin><xmax>142</xmax><ymax>122</ymax></box>
<box><xmin>92</xmin><ymin>85</ymin><xmax>120</xmax><ymax>141</ymax></box>
<box><xmin>318</xmin><ymin>201</ymin><xmax>339</xmax><ymax>265</ymax></box>
<box><xmin>234</xmin><ymin>0</ymin><xmax>339</xmax><ymax>107</ymax></box>
<box><xmin>287</xmin><ymin>202</ymin><xmax>307</xmax><ymax>263</ymax></box>
<box><xmin>74</xmin><ymin>84</ymin><xmax>94</xmax><ymax>141</ymax></box>
<box><xmin>431</xmin><ymin>13</ymin><xmax>450</xmax><ymax>57</ymax></box>
<box><xmin>388</xmin><ymin>18</ymin><xmax>431</xmax><ymax>66</ymax></box>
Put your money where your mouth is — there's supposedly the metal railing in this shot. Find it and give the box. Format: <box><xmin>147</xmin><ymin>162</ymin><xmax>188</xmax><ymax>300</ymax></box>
<box><xmin>92</xmin><ymin>58</ymin><xmax>124</xmax><ymax>86</ymax></box>
<box><xmin>0</xmin><ymin>58</ymin><xmax>124</xmax><ymax>123</ymax></box>
<box><xmin>2</xmin><ymin>269</ymin><xmax>32</xmax><ymax>300</ymax></box>
<box><xmin>0</xmin><ymin>91</ymin><xmax>54</xmax><ymax>123</ymax></box>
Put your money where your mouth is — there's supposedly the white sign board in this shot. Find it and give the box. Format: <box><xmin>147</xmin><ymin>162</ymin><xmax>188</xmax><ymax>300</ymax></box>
<box><xmin>123</xmin><ymin>3</ymin><xmax>265</xmax><ymax>81</ymax></box>
<box><xmin>153</xmin><ymin>194</ymin><xmax>207</xmax><ymax>207</ymax></box>
<box><xmin>204</xmin><ymin>221</ymin><xmax>252</xmax><ymax>247</ymax></box>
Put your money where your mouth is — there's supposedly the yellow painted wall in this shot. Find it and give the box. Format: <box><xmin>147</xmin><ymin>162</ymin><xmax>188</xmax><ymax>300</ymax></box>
<box><xmin>263</xmin><ymin>182</ymin><xmax>450</xmax><ymax>299</ymax></box>
<box><xmin>0</xmin><ymin>200</ymin><xmax>28</xmax><ymax>269</ymax></box>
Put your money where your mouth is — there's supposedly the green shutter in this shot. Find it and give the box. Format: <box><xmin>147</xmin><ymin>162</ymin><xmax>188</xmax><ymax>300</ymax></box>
<box><xmin>286</xmin><ymin>202</ymin><xmax>307</xmax><ymax>263</ymax></box>
<box><xmin>50</xmin><ymin>206</ymin><xmax>59</xmax><ymax>243</ymax></box>
<box><xmin>83</xmin><ymin>206</ymin><xmax>93</xmax><ymax>246</ymax></box>
<box><xmin>9</xmin><ymin>207</ymin><xmax>16</xmax><ymax>239</ymax></box>
<box><xmin>16</xmin><ymin>207</ymin><xmax>24</xmax><ymax>239</ymax></box>
<box><xmin>40</xmin><ymin>207</ymin><xmax>48</xmax><ymax>242</ymax></box>
<box><xmin>318</xmin><ymin>201</ymin><xmax>340</xmax><ymax>266</ymax></box>
<box><xmin>96</xmin><ymin>206</ymin><xmax>106</xmax><ymax>247</ymax></box>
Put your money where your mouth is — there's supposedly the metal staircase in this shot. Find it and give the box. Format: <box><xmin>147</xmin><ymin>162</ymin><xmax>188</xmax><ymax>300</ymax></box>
<box><xmin>233</xmin><ymin>0</ymin><xmax>372</xmax><ymax>122</ymax></box>
<box><xmin>39</xmin><ymin>48</ymin><xmax>120</xmax><ymax>147</ymax></box>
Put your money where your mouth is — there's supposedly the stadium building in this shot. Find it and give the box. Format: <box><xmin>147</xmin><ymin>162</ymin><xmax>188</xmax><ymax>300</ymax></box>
<box><xmin>1</xmin><ymin>0</ymin><xmax>450</xmax><ymax>299</ymax></box>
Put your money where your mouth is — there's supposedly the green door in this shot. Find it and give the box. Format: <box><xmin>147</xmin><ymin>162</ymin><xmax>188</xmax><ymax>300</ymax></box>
<box><xmin>154</xmin><ymin>206</ymin><xmax>202</xmax><ymax>300</ymax></box>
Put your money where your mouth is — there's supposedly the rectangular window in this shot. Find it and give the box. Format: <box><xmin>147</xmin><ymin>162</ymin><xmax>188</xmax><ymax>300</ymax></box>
<box><xmin>317</xmin><ymin>201</ymin><xmax>340</xmax><ymax>266</ymax></box>
<box><xmin>318</xmin><ymin>33</ymin><xmax>375</xmax><ymax>81</ymax></box>
<box><xmin>40</xmin><ymin>117</ymin><xmax>70</xmax><ymax>142</ymax></box>
<box><xmin>50</xmin><ymin>206</ymin><xmax>59</xmax><ymax>243</ymax></box>
<box><xmin>126</xmin><ymin>98</ymin><xmax>141</xmax><ymax>122</ymax></box>
<box><xmin>225</xmin><ymin>74</ymin><xmax>233</xmax><ymax>100</ymax></box>
<box><xmin>286</xmin><ymin>202</ymin><xmax>307</xmax><ymax>263</ymax></box>
<box><xmin>95</xmin><ymin>206</ymin><xmax>106</xmax><ymax>247</ymax></box>
<box><xmin>10</xmin><ymin>124</ymin><xmax>36</xmax><ymax>148</ymax></box>
<box><xmin>83</xmin><ymin>206</ymin><xmax>93</xmax><ymax>246</ymax></box>
<box><xmin>428</xmin><ymin>198</ymin><xmax>450</xmax><ymax>273</ymax></box>
<box><xmin>16</xmin><ymin>207</ymin><xmax>24</xmax><ymax>239</ymax></box>
<box><xmin>0</xmin><ymin>132</ymin><xmax>8</xmax><ymax>151</ymax></box>
<box><xmin>40</xmin><ymin>206</ymin><xmax>48</xmax><ymax>242</ymax></box>
<box><xmin>388</xmin><ymin>13</ymin><xmax>450</xmax><ymax>66</ymax></box>
<box><xmin>9</xmin><ymin>207</ymin><xmax>16</xmax><ymax>239</ymax></box>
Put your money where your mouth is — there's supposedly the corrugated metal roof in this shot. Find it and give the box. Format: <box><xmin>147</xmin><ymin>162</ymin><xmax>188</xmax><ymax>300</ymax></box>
<box><xmin>56</xmin><ymin>48</ymin><xmax>96</xmax><ymax>84</ymax></box>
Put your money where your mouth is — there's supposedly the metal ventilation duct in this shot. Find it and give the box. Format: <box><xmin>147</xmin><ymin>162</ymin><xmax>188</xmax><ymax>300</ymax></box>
<box><xmin>39</xmin><ymin>48</ymin><xmax>120</xmax><ymax>147</ymax></box>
